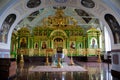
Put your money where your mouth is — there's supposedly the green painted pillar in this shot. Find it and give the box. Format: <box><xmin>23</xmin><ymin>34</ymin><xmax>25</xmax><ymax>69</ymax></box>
<box><xmin>27</xmin><ymin>37</ymin><xmax>29</xmax><ymax>48</ymax></box>
<box><xmin>66</xmin><ymin>38</ymin><xmax>67</xmax><ymax>48</ymax></box>
<box><xmin>39</xmin><ymin>40</ymin><xmax>41</xmax><ymax>48</ymax></box>
<box><xmin>28</xmin><ymin>38</ymin><xmax>30</xmax><ymax>48</ymax></box>
<box><xmin>33</xmin><ymin>38</ymin><xmax>34</xmax><ymax>48</ymax></box>
<box><xmin>67</xmin><ymin>39</ymin><xmax>70</xmax><ymax>49</ymax></box>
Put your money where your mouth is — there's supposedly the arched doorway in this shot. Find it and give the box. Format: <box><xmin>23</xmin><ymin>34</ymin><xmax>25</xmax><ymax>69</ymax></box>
<box><xmin>53</xmin><ymin>37</ymin><xmax>64</xmax><ymax>48</ymax></box>
<box><xmin>50</xmin><ymin>29</ymin><xmax>68</xmax><ymax>49</ymax></box>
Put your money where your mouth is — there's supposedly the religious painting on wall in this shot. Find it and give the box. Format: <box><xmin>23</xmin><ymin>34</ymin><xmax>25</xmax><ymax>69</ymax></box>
<box><xmin>27</xmin><ymin>0</ymin><xmax>41</xmax><ymax>8</ymax></box>
<box><xmin>90</xmin><ymin>38</ymin><xmax>97</xmax><ymax>49</ymax></box>
<box><xmin>34</xmin><ymin>42</ymin><xmax>39</xmax><ymax>49</ymax></box>
<box><xmin>74</xmin><ymin>9</ymin><xmax>91</xmax><ymax>23</ymax></box>
<box><xmin>81</xmin><ymin>0</ymin><xmax>95</xmax><ymax>8</ymax></box>
<box><xmin>70</xmin><ymin>41</ymin><xmax>75</xmax><ymax>49</ymax></box>
<box><xmin>53</xmin><ymin>38</ymin><xmax>63</xmax><ymax>48</ymax></box>
<box><xmin>27</xmin><ymin>10</ymin><xmax>39</xmax><ymax>21</ymax></box>
<box><xmin>78</xmin><ymin>43</ymin><xmax>82</xmax><ymax>49</ymax></box>
<box><xmin>27</xmin><ymin>8</ymin><xmax>44</xmax><ymax>22</ymax></box>
<box><xmin>105</xmin><ymin>14</ymin><xmax>120</xmax><ymax>44</ymax></box>
<box><xmin>0</xmin><ymin>14</ymin><xmax>16</xmax><ymax>43</ymax></box>
<box><xmin>41</xmin><ymin>41</ymin><xmax>47</xmax><ymax>49</ymax></box>
<box><xmin>20</xmin><ymin>37</ymin><xmax>27</xmax><ymax>48</ymax></box>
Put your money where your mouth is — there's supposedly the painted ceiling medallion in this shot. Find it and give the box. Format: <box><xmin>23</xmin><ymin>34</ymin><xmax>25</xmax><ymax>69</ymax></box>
<box><xmin>27</xmin><ymin>0</ymin><xmax>41</xmax><ymax>8</ymax></box>
<box><xmin>54</xmin><ymin>0</ymin><xmax>67</xmax><ymax>3</ymax></box>
<box><xmin>75</xmin><ymin>9</ymin><xmax>91</xmax><ymax>23</ymax></box>
<box><xmin>81</xmin><ymin>0</ymin><xmax>95</xmax><ymax>8</ymax></box>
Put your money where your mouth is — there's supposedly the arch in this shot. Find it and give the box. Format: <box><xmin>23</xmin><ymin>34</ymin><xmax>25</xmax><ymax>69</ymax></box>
<box><xmin>105</xmin><ymin>14</ymin><xmax>120</xmax><ymax>44</ymax></box>
<box><xmin>50</xmin><ymin>29</ymin><xmax>68</xmax><ymax>38</ymax></box>
<box><xmin>0</xmin><ymin>14</ymin><xmax>16</xmax><ymax>43</ymax></box>
<box><xmin>53</xmin><ymin>36</ymin><xmax>64</xmax><ymax>42</ymax></box>
<box><xmin>50</xmin><ymin>29</ymin><xmax>68</xmax><ymax>49</ymax></box>
<box><xmin>52</xmin><ymin>36</ymin><xmax>65</xmax><ymax>49</ymax></box>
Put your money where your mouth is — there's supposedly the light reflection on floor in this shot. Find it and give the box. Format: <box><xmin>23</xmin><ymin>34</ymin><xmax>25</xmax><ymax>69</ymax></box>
<box><xmin>12</xmin><ymin>61</ymin><xmax>119</xmax><ymax>80</ymax></box>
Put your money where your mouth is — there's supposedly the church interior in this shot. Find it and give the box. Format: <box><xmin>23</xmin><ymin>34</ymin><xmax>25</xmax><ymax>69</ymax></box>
<box><xmin>0</xmin><ymin>0</ymin><xmax>120</xmax><ymax>80</ymax></box>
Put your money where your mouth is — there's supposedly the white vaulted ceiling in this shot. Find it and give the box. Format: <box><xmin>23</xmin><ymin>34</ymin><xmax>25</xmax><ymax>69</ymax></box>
<box><xmin>0</xmin><ymin>0</ymin><xmax>119</xmax><ymax>31</ymax></box>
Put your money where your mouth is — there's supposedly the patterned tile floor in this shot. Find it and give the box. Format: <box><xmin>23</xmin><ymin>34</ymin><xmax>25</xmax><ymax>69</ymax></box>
<box><xmin>12</xmin><ymin>61</ymin><xmax>119</xmax><ymax>80</ymax></box>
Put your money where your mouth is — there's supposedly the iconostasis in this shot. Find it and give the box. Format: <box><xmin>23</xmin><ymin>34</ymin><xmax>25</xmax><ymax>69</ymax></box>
<box><xmin>10</xmin><ymin>9</ymin><xmax>101</xmax><ymax>57</ymax></box>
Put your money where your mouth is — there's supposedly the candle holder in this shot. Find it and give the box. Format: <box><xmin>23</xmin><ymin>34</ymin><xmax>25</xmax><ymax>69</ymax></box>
<box><xmin>57</xmin><ymin>57</ymin><xmax>62</xmax><ymax>68</ymax></box>
<box><xmin>97</xmin><ymin>49</ymin><xmax>101</xmax><ymax>63</ymax></box>
<box><xmin>45</xmin><ymin>56</ymin><xmax>50</xmax><ymax>65</ymax></box>
<box><xmin>56</xmin><ymin>47</ymin><xmax>64</xmax><ymax>68</ymax></box>
<box><xmin>45</xmin><ymin>49</ymin><xmax>50</xmax><ymax>65</ymax></box>
<box><xmin>70</xmin><ymin>49</ymin><xmax>74</xmax><ymax>65</ymax></box>
<box><xmin>20</xmin><ymin>54</ymin><xmax>24</xmax><ymax>63</ymax></box>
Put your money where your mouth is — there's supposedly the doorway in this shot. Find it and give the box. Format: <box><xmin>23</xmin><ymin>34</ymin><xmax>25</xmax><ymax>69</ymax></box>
<box><xmin>53</xmin><ymin>37</ymin><xmax>64</xmax><ymax>48</ymax></box>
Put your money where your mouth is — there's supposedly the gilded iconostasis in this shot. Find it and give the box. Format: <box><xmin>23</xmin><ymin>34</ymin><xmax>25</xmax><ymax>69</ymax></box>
<box><xmin>10</xmin><ymin>8</ymin><xmax>101</xmax><ymax>58</ymax></box>
<box><xmin>0</xmin><ymin>0</ymin><xmax>119</xmax><ymax>59</ymax></box>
